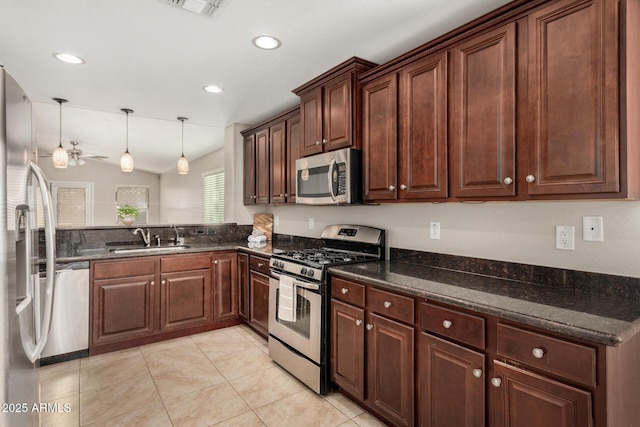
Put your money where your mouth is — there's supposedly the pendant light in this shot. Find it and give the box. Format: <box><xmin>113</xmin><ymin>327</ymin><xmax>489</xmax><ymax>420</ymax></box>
<box><xmin>177</xmin><ymin>117</ymin><xmax>189</xmax><ymax>175</ymax></box>
<box><xmin>120</xmin><ymin>108</ymin><xmax>134</xmax><ymax>172</ymax></box>
<box><xmin>52</xmin><ymin>98</ymin><xmax>69</xmax><ymax>168</ymax></box>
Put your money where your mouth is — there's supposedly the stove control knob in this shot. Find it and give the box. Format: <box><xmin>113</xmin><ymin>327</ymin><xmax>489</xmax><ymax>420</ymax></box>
<box><xmin>307</xmin><ymin>269</ymin><xmax>314</xmax><ymax>278</ymax></box>
<box><xmin>300</xmin><ymin>267</ymin><xmax>307</xmax><ymax>276</ymax></box>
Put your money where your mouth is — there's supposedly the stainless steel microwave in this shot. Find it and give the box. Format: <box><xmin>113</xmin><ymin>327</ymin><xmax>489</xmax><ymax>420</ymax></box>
<box><xmin>295</xmin><ymin>148</ymin><xmax>361</xmax><ymax>205</ymax></box>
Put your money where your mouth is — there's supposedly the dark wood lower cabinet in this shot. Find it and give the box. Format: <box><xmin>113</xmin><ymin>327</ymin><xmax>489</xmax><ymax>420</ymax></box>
<box><xmin>237</xmin><ymin>252</ymin><xmax>249</xmax><ymax>320</ymax></box>
<box><xmin>159</xmin><ymin>269</ymin><xmax>211</xmax><ymax>332</ymax></box>
<box><xmin>492</xmin><ymin>361</ymin><xmax>592</xmax><ymax>427</ymax></box>
<box><xmin>419</xmin><ymin>332</ymin><xmax>485</xmax><ymax>427</ymax></box>
<box><xmin>212</xmin><ymin>252</ymin><xmax>238</xmax><ymax>322</ymax></box>
<box><xmin>331</xmin><ymin>300</ymin><xmax>365</xmax><ymax>400</ymax></box>
<box><xmin>249</xmin><ymin>271</ymin><xmax>270</xmax><ymax>337</ymax></box>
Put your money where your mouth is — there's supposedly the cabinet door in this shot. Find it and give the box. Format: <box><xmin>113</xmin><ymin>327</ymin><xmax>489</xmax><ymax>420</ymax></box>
<box><xmin>451</xmin><ymin>22</ymin><xmax>517</xmax><ymax>198</ymax></box>
<box><xmin>300</xmin><ymin>87</ymin><xmax>324</xmax><ymax>156</ymax></box>
<box><xmin>249</xmin><ymin>271</ymin><xmax>270</xmax><ymax>337</ymax></box>
<box><xmin>92</xmin><ymin>275</ymin><xmax>156</xmax><ymax>346</ymax></box>
<box><xmin>419</xmin><ymin>332</ymin><xmax>485</xmax><ymax>427</ymax></box>
<box><xmin>323</xmin><ymin>73</ymin><xmax>353</xmax><ymax>152</ymax></box>
<box><xmin>237</xmin><ymin>253</ymin><xmax>249</xmax><ymax>321</ymax></box>
<box><xmin>212</xmin><ymin>252</ymin><xmax>238</xmax><ymax>322</ymax></box>
<box><xmin>269</xmin><ymin>121</ymin><xmax>286</xmax><ymax>203</ymax></box>
<box><xmin>527</xmin><ymin>0</ymin><xmax>618</xmax><ymax>195</ymax></box>
<box><xmin>367</xmin><ymin>312</ymin><xmax>414</xmax><ymax>427</ymax></box>
<box><xmin>331</xmin><ymin>300</ymin><xmax>365</xmax><ymax>400</ymax></box>
<box><xmin>159</xmin><ymin>269</ymin><xmax>211</xmax><ymax>331</ymax></box>
<box><xmin>243</xmin><ymin>134</ymin><xmax>256</xmax><ymax>204</ymax></box>
<box><xmin>362</xmin><ymin>73</ymin><xmax>398</xmax><ymax>201</ymax></box>
<box><xmin>286</xmin><ymin>114</ymin><xmax>301</xmax><ymax>203</ymax></box>
<box><xmin>255</xmin><ymin>129</ymin><xmax>270</xmax><ymax>204</ymax></box>
<box><xmin>493</xmin><ymin>361</ymin><xmax>592</xmax><ymax>427</ymax></box>
<box><xmin>399</xmin><ymin>50</ymin><xmax>448</xmax><ymax>200</ymax></box>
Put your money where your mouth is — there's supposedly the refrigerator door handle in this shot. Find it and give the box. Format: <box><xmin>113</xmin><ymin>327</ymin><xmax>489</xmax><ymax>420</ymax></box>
<box><xmin>16</xmin><ymin>161</ymin><xmax>56</xmax><ymax>363</ymax></box>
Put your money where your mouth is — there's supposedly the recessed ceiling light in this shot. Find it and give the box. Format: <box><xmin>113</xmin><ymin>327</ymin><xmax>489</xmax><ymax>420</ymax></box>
<box><xmin>53</xmin><ymin>52</ymin><xmax>85</xmax><ymax>65</ymax></box>
<box><xmin>203</xmin><ymin>85</ymin><xmax>224</xmax><ymax>94</ymax></box>
<box><xmin>252</xmin><ymin>35</ymin><xmax>281</xmax><ymax>50</ymax></box>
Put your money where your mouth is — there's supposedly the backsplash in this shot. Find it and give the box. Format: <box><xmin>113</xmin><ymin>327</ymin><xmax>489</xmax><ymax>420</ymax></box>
<box><xmin>391</xmin><ymin>248</ymin><xmax>640</xmax><ymax>301</ymax></box>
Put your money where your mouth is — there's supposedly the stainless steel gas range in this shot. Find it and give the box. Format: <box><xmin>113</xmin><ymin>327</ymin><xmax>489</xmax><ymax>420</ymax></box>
<box><xmin>268</xmin><ymin>224</ymin><xmax>385</xmax><ymax>394</ymax></box>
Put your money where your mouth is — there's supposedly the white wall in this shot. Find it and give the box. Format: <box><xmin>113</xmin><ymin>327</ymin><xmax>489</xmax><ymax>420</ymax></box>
<box><xmin>39</xmin><ymin>159</ymin><xmax>161</xmax><ymax>225</ymax></box>
<box><xmin>159</xmin><ymin>149</ymin><xmax>225</xmax><ymax>224</ymax></box>
<box><xmin>226</xmin><ymin>125</ymin><xmax>640</xmax><ymax>278</ymax></box>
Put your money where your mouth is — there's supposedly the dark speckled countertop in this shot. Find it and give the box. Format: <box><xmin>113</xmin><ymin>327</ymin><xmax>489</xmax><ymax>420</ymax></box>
<box><xmin>329</xmin><ymin>261</ymin><xmax>640</xmax><ymax>347</ymax></box>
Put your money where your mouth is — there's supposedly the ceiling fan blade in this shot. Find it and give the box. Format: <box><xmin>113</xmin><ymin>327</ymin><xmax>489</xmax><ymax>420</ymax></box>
<box><xmin>78</xmin><ymin>154</ymin><xmax>108</xmax><ymax>159</ymax></box>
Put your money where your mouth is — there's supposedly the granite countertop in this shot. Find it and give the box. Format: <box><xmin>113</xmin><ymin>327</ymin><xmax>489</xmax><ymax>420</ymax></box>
<box><xmin>329</xmin><ymin>261</ymin><xmax>640</xmax><ymax>347</ymax></box>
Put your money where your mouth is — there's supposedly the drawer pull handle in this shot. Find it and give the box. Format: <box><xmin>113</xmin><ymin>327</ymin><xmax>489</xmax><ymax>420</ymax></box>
<box><xmin>532</xmin><ymin>348</ymin><xmax>545</xmax><ymax>359</ymax></box>
<box><xmin>355</xmin><ymin>319</ymin><xmax>362</xmax><ymax>326</ymax></box>
<box><xmin>383</xmin><ymin>301</ymin><xmax>392</xmax><ymax>309</ymax></box>
<box><xmin>366</xmin><ymin>324</ymin><xmax>373</xmax><ymax>331</ymax></box>
<box><xmin>442</xmin><ymin>320</ymin><xmax>453</xmax><ymax>329</ymax></box>
<box><xmin>472</xmin><ymin>369</ymin><xmax>483</xmax><ymax>378</ymax></box>
<box><xmin>491</xmin><ymin>378</ymin><xmax>502</xmax><ymax>388</ymax></box>
<box><xmin>257</xmin><ymin>262</ymin><xmax>264</xmax><ymax>267</ymax></box>
<box><xmin>341</xmin><ymin>288</ymin><xmax>349</xmax><ymax>295</ymax></box>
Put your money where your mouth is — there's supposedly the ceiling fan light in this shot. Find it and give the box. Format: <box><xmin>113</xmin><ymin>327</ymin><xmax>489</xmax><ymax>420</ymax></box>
<box><xmin>120</xmin><ymin>151</ymin><xmax>134</xmax><ymax>172</ymax></box>
<box><xmin>177</xmin><ymin>155</ymin><xmax>189</xmax><ymax>175</ymax></box>
<box><xmin>52</xmin><ymin>145</ymin><xmax>69</xmax><ymax>168</ymax></box>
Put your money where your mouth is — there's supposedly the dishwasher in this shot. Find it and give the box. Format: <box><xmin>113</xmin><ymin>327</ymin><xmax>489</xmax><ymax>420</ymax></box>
<box><xmin>40</xmin><ymin>261</ymin><xmax>89</xmax><ymax>364</ymax></box>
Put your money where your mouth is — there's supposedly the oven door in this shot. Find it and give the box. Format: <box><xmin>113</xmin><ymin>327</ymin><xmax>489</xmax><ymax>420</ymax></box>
<box><xmin>268</xmin><ymin>273</ymin><xmax>322</xmax><ymax>364</ymax></box>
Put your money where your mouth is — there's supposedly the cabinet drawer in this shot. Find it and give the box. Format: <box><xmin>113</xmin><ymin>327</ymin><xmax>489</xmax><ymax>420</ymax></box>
<box><xmin>161</xmin><ymin>253</ymin><xmax>212</xmax><ymax>273</ymax></box>
<box><xmin>367</xmin><ymin>287</ymin><xmax>414</xmax><ymax>324</ymax></box>
<box><xmin>497</xmin><ymin>323</ymin><xmax>597</xmax><ymax>387</ymax></box>
<box><xmin>93</xmin><ymin>258</ymin><xmax>156</xmax><ymax>280</ymax></box>
<box><xmin>331</xmin><ymin>277</ymin><xmax>365</xmax><ymax>307</ymax></box>
<box><xmin>420</xmin><ymin>302</ymin><xmax>485</xmax><ymax>349</ymax></box>
<box><xmin>249</xmin><ymin>255</ymin><xmax>270</xmax><ymax>275</ymax></box>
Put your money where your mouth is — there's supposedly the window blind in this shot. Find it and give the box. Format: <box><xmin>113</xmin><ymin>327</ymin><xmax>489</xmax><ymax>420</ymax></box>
<box><xmin>56</xmin><ymin>187</ymin><xmax>87</xmax><ymax>226</ymax></box>
<box><xmin>203</xmin><ymin>171</ymin><xmax>224</xmax><ymax>223</ymax></box>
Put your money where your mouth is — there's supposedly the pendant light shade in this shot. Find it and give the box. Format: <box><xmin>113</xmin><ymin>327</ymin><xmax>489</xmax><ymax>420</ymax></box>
<box><xmin>177</xmin><ymin>117</ymin><xmax>189</xmax><ymax>175</ymax></box>
<box><xmin>120</xmin><ymin>108</ymin><xmax>134</xmax><ymax>172</ymax></box>
<box><xmin>52</xmin><ymin>98</ymin><xmax>69</xmax><ymax>169</ymax></box>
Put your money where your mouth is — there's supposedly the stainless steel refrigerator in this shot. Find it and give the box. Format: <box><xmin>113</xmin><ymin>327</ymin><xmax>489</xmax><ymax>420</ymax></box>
<box><xmin>1</xmin><ymin>67</ymin><xmax>57</xmax><ymax>427</ymax></box>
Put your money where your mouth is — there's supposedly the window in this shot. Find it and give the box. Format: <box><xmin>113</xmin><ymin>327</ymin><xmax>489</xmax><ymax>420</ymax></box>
<box><xmin>50</xmin><ymin>181</ymin><xmax>94</xmax><ymax>226</ymax></box>
<box><xmin>115</xmin><ymin>185</ymin><xmax>149</xmax><ymax>224</ymax></box>
<box><xmin>203</xmin><ymin>170</ymin><xmax>224</xmax><ymax>223</ymax></box>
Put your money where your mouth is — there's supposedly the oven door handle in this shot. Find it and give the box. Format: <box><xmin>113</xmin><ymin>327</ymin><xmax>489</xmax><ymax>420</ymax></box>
<box><xmin>271</xmin><ymin>271</ymin><xmax>320</xmax><ymax>291</ymax></box>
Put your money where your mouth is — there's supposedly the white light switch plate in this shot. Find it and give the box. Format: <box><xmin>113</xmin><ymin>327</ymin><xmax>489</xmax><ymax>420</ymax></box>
<box><xmin>583</xmin><ymin>216</ymin><xmax>604</xmax><ymax>241</ymax></box>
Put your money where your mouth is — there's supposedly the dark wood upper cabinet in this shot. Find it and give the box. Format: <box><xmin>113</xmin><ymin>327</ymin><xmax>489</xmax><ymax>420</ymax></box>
<box><xmin>450</xmin><ymin>22</ymin><xmax>517</xmax><ymax>199</ymax></box>
<box><xmin>526</xmin><ymin>0</ymin><xmax>619</xmax><ymax>195</ymax></box>
<box><xmin>243</xmin><ymin>134</ymin><xmax>256</xmax><ymax>204</ymax></box>
<box><xmin>254</xmin><ymin>129</ymin><xmax>270</xmax><ymax>204</ymax></box>
<box><xmin>294</xmin><ymin>57</ymin><xmax>376</xmax><ymax>157</ymax></box>
<box><xmin>399</xmin><ymin>51</ymin><xmax>448</xmax><ymax>200</ymax></box>
<box><xmin>286</xmin><ymin>113</ymin><xmax>301</xmax><ymax>203</ymax></box>
<box><xmin>269</xmin><ymin>120</ymin><xmax>286</xmax><ymax>204</ymax></box>
<box><xmin>362</xmin><ymin>73</ymin><xmax>398</xmax><ymax>201</ymax></box>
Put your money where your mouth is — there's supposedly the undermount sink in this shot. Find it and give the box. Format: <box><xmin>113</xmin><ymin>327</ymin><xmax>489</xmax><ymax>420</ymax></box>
<box><xmin>110</xmin><ymin>245</ymin><xmax>190</xmax><ymax>254</ymax></box>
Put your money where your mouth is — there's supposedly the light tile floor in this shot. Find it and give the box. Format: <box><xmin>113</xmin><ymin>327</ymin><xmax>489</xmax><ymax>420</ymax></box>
<box><xmin>38</xmin><ymin>325</ymin><xmax>388</xmax><ymax>427</ymax></box>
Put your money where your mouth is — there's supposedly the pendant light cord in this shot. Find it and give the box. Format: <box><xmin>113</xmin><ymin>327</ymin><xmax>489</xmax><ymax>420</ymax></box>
<box><xmin>125</xmin><ymin>110</ymin><xmax>130</xmax><ymax>154</ymax></box>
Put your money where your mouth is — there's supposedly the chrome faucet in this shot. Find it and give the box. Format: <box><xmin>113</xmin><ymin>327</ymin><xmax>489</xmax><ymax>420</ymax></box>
<box><xmin>171</xmin><ymin>224</ymin><xmax>183</xmax><ymax>245</ymax></box>
<box><xmin>133</xmin><ymin>228</ymin><xmax>151</xmax><ymax>247</ymax></box>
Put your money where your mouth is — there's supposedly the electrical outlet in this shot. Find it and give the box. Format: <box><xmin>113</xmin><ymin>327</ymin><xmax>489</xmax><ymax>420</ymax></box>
<box><xmin>583</xmin><ymin>216</ymin><xmax>604</xmax><ymax>242</ymax></box>
<box><xmin>309</xmin><ymin>217</ymin><xmax>314</xmax><ymax>230</ymax></box>
<box><xmin>429</xmin><ymin>222</ymin><xmax>440</xmax><ymax>240</ymax></box>
<box><xmin>556</xmin><ymin>226</ymin><xmax>575</xmax><ymax>250</ymax></box>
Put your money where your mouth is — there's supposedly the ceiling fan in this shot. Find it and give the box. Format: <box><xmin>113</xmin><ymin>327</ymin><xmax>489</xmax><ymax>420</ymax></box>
<box><xmin>41</xmin><ymin>141</ymin><xmax>108</xmax><ymax>166</ymax></box>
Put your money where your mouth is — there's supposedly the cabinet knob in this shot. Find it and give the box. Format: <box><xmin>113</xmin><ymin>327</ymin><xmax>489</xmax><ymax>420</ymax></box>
<box><xmin>366</xmin><ymin>324</ymin><xmax>373</xmax><ymax>331</ymax></box>
<box><xmin>526</xmin><ymin>174</ymin><xmax>536</xmax><ymax>183</ymax></box>
<box><xmin>284</xmin><ymin>193</ymin><xmax>289</xmax><ymax>197</ymax></box>
<box><xmin>388</xmin><ymin>185</ymin><xmax>396</xmax><ymax>191</ymax></box>
<box><xmin>214</xmin><ymin>260</ymin><xmax>218</xmax><ymax>264</ymax></box>
<box><xmin>532</xmin><ymin>347</ymin><xmax>545</xmax><ymax>359</ymax></box>
<box><xmin>355</xmin><ymin>319</ymin><xmax>362</xmax><ymax>326</ymax></box>
<box><xmin>383</xmin><ymin>301</ymin><xmax>392</xmax><ymax>309</ymax></box>
<box><xmin>442</xmin><ymin>319</ymin><xmax>453</xmax><ymax>329</ymax></box>
<box><xmin>315</xmin><ymin>141</ymin><xmax>320</xmax><ymax>145</ymax></box>
<box><xmin>257</xmin><ymin>262</ymin><xmax>264</xmax><ymax>267</ymax></box>
<box><xmin>400</xmin><ymin>184</ymin><xmax>407</xmax><ymax>190</ymax></box>
<box><xmin>161</xmin><ymin>280</ymin><xmax>166</xmax><ymax>285</ymax></box>
<box><xmin>150</xmin><ymin>281</ymin><xmax>155</xmax><ymax>286</ymax></box>
<box><xmin>322</xmin><ymin>139</ymin><xmax>327</xmax><ymax>144</ymax></box>
<box><xmin>341</xmin><ymin>288</ymin><xmax>349</xmax><ymax>294</ymax></box>
<box><xmin>472</xmin><ymin>369</ymin><xmax>483</xmax><ymax>378</ymax></box>
<box><xmin>491</xmin><ymin>377</ymin><xmax>502</xmax><ymax>388</ymax></box>
<box><xmin>503</xmin><ymin>177</ymin><xmax>513</xmax><ymax>185</ymax></box>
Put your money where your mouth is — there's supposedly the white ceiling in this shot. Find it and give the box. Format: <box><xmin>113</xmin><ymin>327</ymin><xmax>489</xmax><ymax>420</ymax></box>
<box><xmin>1</xmin><ymin>0</ymin><xmax>512</xmax><ymax>174</ymax></box>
